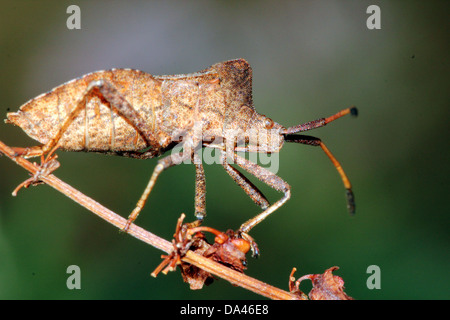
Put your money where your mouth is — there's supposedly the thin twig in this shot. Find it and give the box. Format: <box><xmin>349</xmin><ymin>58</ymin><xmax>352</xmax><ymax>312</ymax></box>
<box><xmin>0</xmin><ymin>140</ymin><xmax>298</xmax><ymax>300</ymax></box>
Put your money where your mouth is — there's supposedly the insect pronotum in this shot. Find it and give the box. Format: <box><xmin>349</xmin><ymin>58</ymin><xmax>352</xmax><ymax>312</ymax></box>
<box><xmin>5</xmin><ymin>59</ymin><xmax>357</xmax><ymax>255</ymax></box>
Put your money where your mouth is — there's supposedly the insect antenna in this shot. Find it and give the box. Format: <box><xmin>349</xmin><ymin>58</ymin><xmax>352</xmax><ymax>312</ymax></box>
<box><xmin>281</xmin><ymin>106</ymin><xmax>357</xmax><ymax>135</ymax></box>
<box><xmin>280</xmin><ymin>106</ymin><xmax>357</xmax><ymax>214</ymax></box>
<box><xmin>285</xmin><ymin>134</ymin><xmax>355</xmax><ymax>215</ymax></box>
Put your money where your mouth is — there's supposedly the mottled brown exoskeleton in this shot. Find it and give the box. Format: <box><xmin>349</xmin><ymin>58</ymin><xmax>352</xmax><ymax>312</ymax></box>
<box><xmin>5</xmin><ymin>59</ymin><xmax>357</xmax><ymax>255</ymax></box>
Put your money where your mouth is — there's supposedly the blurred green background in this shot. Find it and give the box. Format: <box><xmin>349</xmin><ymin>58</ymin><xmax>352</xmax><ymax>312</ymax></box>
<box><xmin>0</xmin><ymin>1</ymin><xmax>448</xmax><ymax>300</ymax></box>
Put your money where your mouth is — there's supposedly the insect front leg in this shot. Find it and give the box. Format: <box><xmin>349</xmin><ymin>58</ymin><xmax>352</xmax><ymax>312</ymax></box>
<box><xmin>226</xmin><ymin>152</ymin><xmax>291</xmax><ymax>256</ymax></box>
<box><xmin>218</xmin><ymin>149</ymin><xmax>270</xmax><ymax>210</ymax></box>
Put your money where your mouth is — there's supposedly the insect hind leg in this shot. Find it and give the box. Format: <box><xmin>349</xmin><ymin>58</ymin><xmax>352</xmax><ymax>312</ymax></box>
<box><xmin>10</xmin><ymin>79</ymin><xmax>164</xmax><ymax>197</ymax></box>
<box><xmin>10</xmin><ymin>147</ymin><xmax>60</xmax><ymax>196</ymax></box>
<box><xmin>9</xmin><ymin>146</ymin><xmax>45</xmax><ymax>159</ymax></box>
<box><xmin>41</xmin><ymin>79</ymin><xmax>160</xmax><ymax>156</ymax></box>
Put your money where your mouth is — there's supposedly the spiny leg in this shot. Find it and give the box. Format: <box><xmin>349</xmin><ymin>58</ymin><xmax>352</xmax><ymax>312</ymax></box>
<box><xmin>219</xmin><ymin>149</ymin><xmax>270</xmax><ymax>210</ymax></box>
<box><xmin>284</xmin><ymin>134</ymin><xmax>355</xmax><ymax>214</ymax></box>
<box><xmin>123</xmin><ymin>148</ymin><xmax>193</xmax><ymax>231</ymax></box>
<box><xmin>10</xmin><ymin>79</ymin><xmax>162</xmax><ymax>181</ymax></box>
<box><xmin>10</xmin><ymin>79</ymin><xmax>163</xmax><ymax>196</ymax></box>
<box><xmin>228</xmin><ymin>152</ymin><xmax>291</xmax><ymax>256</ymax></box>
<box><xmin>233</xmin><ymin>153</ymin><xmax>291</xmax><ymax>233</ymax></box>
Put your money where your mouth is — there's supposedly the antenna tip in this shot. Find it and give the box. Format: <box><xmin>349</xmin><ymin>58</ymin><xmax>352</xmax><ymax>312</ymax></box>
<box><xmin>346</xmin><ymin>189</ymin><xmax>356</xmax><ymax>215</ymax></box>
<box><xmin>350</xmin><ymin>106</ymin><xmax>358</xmax><ymax>117</ymax></box>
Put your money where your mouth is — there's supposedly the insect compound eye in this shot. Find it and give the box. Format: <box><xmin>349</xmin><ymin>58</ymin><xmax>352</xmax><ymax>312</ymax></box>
<box><xmin>264</xmin><ymin>118</ymin><xmax>274</xmax><ymax>130</ymax></box>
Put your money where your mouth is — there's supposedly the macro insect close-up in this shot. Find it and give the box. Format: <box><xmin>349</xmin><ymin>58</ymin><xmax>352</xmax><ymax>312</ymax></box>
<box><xmin>1</xmin><ymin>1</ymin><xmax>448</xmax><ymax>302</ymax></box>
<box><xmin>4</xmin><ymin>58</ymin><xmax>357</xmax><ymax>256</ymax></box>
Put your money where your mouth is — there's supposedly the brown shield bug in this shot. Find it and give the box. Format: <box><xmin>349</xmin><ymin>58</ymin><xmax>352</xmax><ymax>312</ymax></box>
<box><xmin>5</xmin><ymin>59</ymin><xmax>357</xmax><ymax>255</ymax></box>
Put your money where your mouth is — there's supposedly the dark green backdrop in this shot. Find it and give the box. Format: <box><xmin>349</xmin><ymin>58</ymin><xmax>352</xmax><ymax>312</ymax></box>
<box><xmin>0</xmin><ymin>0</ymin><xmax>448</xmax><ymax>299</ymax></box>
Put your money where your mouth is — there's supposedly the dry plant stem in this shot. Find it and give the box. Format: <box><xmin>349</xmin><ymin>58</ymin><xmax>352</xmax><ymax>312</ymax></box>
<box><xmin>0</xmin><ymin>140</ymin><xmax>297</xmax><ymax>300</ymax></box>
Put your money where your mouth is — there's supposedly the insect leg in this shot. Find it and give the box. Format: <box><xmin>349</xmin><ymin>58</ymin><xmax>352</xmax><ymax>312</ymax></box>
<box><xmin>228</xmin><ymin>152</ymin><xmax>291</xmax><ymax>256</ymax></box>
<box><xmin>123</xmin><ymin>149</ymin><xmax>193</xmax><ymax>231</ymax></box>
<box><xmin>194</xmin><ymin>152</ymin><xmax>207</xmax><ymax>220</ymax></box>
<box><xmin>9</xmin><ymin>80</ymin><xmax>163</xmax><ymax>194</ymax></box>
<box><xmin>8</xmin><ymin>146</ymin><xmax>47</xmax><ymax>158</ymax></box>
<box><xmin>284</xmin><ymin>134</ymin><xmax>355</xmax><ymax>214</ymax></box>
<box><xmin>39</xmin><ymin>79</ymin><xmax>160</xmax><ymax>159</ymax></box>
<box><xmin>219</xmin><ymin>149</ymin><xmax>270</xmax><ymax>210</ymax></box>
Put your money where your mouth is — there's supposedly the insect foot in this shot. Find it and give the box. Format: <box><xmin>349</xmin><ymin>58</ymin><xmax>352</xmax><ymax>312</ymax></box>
<box><xmin>151</xmin><ymin>214</ymin><xmax>251</xmax><ymax>290</ymax></box>
<box><xmin>237</xmin><ymin>231</ymin><xmax>260</xmax><ymax>258</ymax></box>
<box><xmin>12</xmin><ymin>154</ymin><xmax>60</xmax><ymax>196</ymax></box>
